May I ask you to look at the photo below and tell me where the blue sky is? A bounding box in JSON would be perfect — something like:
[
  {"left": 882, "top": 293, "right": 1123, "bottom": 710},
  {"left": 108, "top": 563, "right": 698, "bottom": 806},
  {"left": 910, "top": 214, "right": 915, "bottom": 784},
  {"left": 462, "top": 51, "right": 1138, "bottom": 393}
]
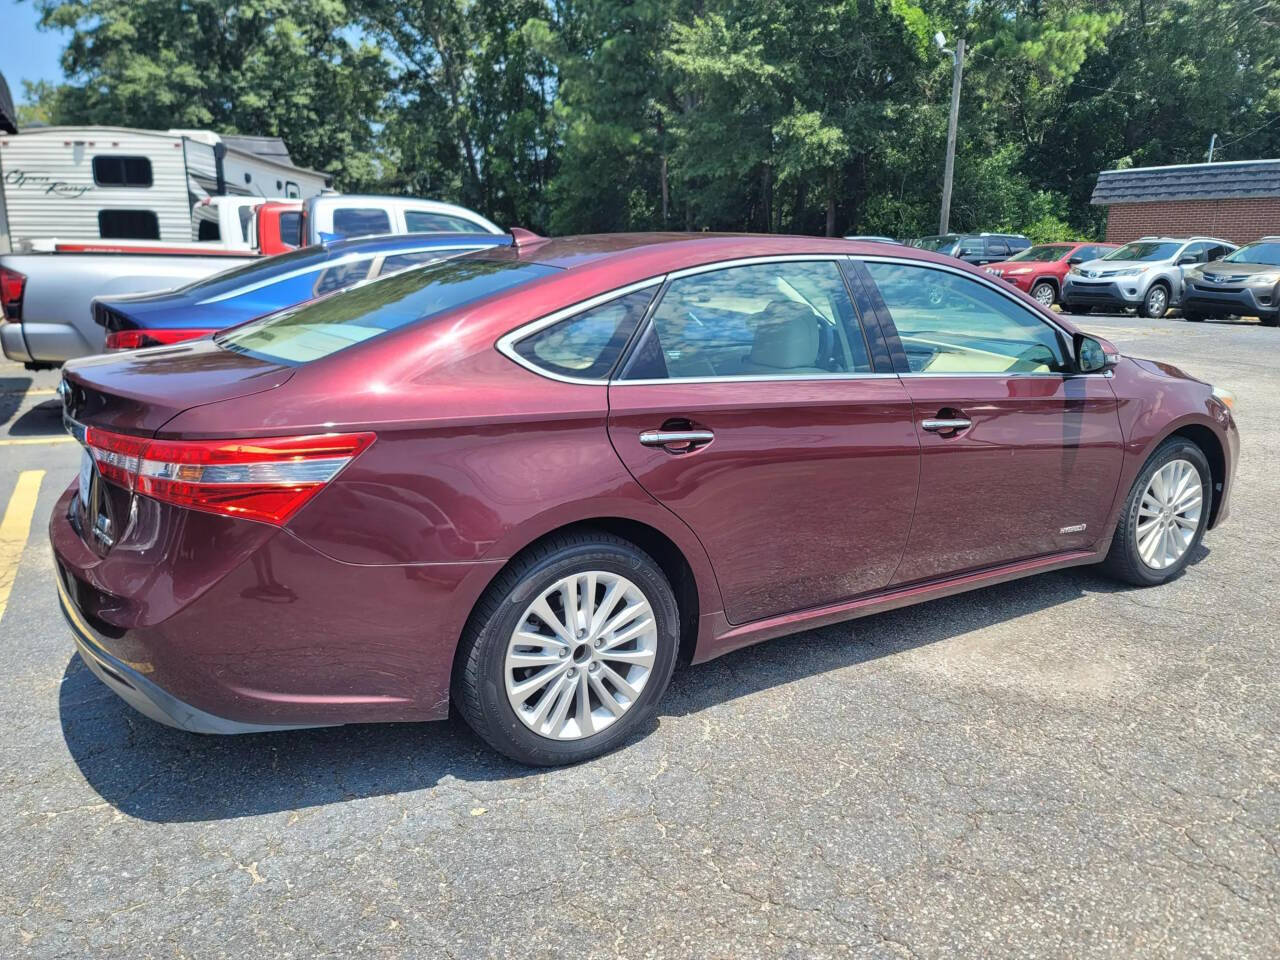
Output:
[{"left": 1, "top": 1, "right": 68, "bottom": 102}]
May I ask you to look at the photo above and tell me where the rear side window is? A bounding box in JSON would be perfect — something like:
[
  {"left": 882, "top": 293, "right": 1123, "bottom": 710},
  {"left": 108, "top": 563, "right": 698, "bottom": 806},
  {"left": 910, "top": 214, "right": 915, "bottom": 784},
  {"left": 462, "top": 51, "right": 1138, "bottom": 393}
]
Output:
[
  {"left": 93, "top": 156, "right": 153, "bottom": 188},
  {"left": 219, "top": 258, "right": 558, "bottom": 364},
  {"left": 621, "top": 260, "right": 872, "bottom": 380},
  {"left": 512, "top": 288, "right": 655, "bottom": 380},
  {"left": 98, "top": 209, "right": 160, "bottom": 240},
  {"left": 986, "top": 239, "right": 1010, "bottom": 257},
  {"left": 404, "top": 211, "right": 491, "bottom": 234},
  {"left": 313, "top": 259, "right": 373, "bottom": 296},
  {"left": 331, "top": 207, "right": 392, "bottom": 237}
]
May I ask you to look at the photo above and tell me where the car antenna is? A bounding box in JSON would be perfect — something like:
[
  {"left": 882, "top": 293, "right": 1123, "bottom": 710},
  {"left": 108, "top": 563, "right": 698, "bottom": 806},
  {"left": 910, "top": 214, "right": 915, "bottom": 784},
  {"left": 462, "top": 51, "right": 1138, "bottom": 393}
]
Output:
[{"left": 509, "top": 227, "right": 547, "bottom": 248}]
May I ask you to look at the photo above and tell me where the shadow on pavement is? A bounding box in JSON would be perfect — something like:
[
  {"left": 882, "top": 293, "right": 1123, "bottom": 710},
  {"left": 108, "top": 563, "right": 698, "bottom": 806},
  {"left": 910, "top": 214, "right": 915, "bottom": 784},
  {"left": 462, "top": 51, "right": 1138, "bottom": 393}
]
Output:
[
  {"left": 60, "top": 551, "right": 1206, "bottom": 823},
  {"left": 0, "top": 376, "right": 34, "bottom": 429},
  {"left": 7, "top": 398, "right": 65, "bottom": 437}
]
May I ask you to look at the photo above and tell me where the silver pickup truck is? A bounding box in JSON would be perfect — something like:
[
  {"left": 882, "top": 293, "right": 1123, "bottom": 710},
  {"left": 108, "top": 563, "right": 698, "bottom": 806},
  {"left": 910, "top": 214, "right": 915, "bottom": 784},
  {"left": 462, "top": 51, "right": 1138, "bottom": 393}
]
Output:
[{"left": 0, "top": 247, "right": 254, "bottom": 368}]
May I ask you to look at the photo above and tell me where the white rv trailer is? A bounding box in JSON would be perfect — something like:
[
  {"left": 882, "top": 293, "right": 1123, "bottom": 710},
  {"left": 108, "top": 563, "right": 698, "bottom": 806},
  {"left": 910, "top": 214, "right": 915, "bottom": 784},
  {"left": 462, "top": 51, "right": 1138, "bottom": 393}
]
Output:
[{"left": 0, "top": 126, "right": 329, "bottom": 248}]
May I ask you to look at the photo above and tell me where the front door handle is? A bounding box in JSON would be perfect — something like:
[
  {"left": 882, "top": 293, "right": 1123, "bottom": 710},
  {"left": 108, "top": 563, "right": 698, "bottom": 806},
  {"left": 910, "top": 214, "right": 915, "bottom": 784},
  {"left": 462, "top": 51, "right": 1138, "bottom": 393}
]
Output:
[
  {"left": 640, "top": 429, "right": 715, "bottom": 449},
  {"left": 921, "top": 418, "right": 972, "bottom": 432}
]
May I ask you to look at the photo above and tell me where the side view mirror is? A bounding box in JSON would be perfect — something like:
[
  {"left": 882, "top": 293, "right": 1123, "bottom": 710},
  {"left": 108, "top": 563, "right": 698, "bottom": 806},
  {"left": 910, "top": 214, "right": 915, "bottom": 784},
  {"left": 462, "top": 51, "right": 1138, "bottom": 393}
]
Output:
[
  {"left": 1067, "top": 256, "right": 1084, "bottom": 265},
  {"left": 1177, "top": 255, "right": 1197, "bottom": 265},
  {"left": 1074, "top": 333, "right": 1117, "bottom": 374}
]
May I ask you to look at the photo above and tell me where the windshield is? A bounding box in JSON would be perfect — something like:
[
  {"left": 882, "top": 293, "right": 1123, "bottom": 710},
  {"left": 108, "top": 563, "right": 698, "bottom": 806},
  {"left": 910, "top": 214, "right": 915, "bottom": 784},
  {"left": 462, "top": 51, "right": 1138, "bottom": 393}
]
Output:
[
  {"left": 914, "top": 236, "right": 958, "bottom": 253},
  {"left": 217, "top": 257, "right": 559, "bottom": 364},
  {"left": 1006, "top": 245, "right": 1070, "bottom": 263},
  {"left": 1223, "top": 241, "right": 1280, "bottom": 266},
  {"left": 1103, "top": 242, "right": 1180, "bottom": 262},
  {"left": 172, "top": 245, "right": 331, "bottom": 298}
]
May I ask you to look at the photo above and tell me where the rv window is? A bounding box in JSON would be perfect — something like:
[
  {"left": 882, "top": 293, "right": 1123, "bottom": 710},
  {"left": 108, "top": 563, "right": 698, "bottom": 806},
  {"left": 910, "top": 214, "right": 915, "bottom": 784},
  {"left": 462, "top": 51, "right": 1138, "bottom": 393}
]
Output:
[
  {"left": 98, "top": 210, "right": 160, "bottom": 240},
  {"left": 92, "top": 156, "right": 153, "bottom": 188},
  {"left": 197, "top": 219, "right": 221, "bottom": 242},
  {"left": 331, "top": 207, "right": 392, "bottom": 238},
  {"left": 286, "top": 181, "right": 301, "bottom": 199}
]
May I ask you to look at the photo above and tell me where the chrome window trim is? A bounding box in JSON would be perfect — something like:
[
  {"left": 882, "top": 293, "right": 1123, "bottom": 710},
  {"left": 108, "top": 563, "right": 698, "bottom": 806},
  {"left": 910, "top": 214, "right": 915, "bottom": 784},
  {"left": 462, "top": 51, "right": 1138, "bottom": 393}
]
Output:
[
  {"left": 616, "top": 372, "right": 902, "bottom": 386},
  {"left": 664, "top": 252, "right": 853, "bottom": 281},
  {"left": 495, "top": 276, "right": 667, "bottom": 386}
]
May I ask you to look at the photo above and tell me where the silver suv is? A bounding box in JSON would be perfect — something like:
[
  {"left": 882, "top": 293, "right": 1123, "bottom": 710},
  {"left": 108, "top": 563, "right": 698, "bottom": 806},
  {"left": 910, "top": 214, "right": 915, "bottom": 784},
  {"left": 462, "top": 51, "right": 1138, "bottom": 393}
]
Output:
[
  {"left": 1061, "top": 236, "right": 1237, "bottom": 318},
  {"left": 1181, "top": 237, "right": 1280, "bottom": 327}
]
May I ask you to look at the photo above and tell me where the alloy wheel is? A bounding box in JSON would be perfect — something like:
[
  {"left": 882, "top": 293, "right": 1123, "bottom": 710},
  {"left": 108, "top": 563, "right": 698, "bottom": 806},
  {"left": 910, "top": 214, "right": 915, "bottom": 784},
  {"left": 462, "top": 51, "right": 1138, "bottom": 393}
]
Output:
[
  {"left": 1136, "top": 459, "right": 1202, "bottom": 570},
  {"left": 1146, "top": 286, "right": 1168, "bottom": 316},
  {"left": 1032, "top": 283, "right": 1056, "bottom": 307},
  {"left": 504, "top": 571, "right": 658, "bottom": 740}
]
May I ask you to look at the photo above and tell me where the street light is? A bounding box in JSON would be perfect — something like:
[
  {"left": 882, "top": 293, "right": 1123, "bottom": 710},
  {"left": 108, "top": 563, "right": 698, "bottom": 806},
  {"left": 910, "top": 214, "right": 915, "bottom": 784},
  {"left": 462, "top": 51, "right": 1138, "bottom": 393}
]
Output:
[{"left": 936, "top": 31, "right": 965, "bottom": 235}]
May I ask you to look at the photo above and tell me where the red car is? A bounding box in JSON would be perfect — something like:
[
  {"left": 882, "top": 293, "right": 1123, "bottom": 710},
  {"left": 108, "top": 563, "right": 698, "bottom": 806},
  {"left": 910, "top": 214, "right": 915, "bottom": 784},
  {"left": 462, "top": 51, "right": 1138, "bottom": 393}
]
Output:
[
  {"left": 53, "top": 233, "right": 1238, "bottom": 765},
  {"left": 986, "top": 241, "right": 1119, "bottom": 308}
]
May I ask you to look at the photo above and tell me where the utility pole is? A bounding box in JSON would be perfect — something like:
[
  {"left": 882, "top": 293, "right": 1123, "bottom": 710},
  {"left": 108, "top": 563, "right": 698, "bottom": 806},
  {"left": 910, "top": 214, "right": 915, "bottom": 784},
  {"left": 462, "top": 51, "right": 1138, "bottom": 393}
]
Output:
[
  {"left": 1207, "top": 133, "right": 1218, "bottom": 163},
  {"left": 937, "top": 34, "right": 964, "bottom": 235}
]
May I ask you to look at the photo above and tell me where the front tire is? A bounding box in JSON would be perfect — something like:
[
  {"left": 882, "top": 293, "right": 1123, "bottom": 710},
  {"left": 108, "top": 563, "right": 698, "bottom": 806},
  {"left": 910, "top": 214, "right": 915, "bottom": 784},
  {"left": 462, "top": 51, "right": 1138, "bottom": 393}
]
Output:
[
  {"left": 453, "top": 531, "right": 680, "bottom": 766},
  {"left": 1030, "top": 281, "right": 1058, "bottom": 308},
  {"left": 1102, "top": 438, "right": 1211, "bottom": 586},
  {"left": 1261, "top": 314, "right": 1279, "bottom": 328},
  {"left": 1183, "top": 311, "right": 1209, "bottom": 322},
  {"left": 1139, "top": 283, "right": 1171, "bottom": 318}
]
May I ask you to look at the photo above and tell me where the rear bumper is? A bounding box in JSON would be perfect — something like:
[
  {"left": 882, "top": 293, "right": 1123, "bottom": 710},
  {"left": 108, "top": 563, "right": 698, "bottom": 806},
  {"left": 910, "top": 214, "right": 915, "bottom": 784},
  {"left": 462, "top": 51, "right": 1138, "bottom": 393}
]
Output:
[
  {"left": 1183, "top": 282, "right": 1279, "bottom": 318},
  {"left": 0, "top": 321, "right": 32, "bottom": 363},
  {"left": 50, "top": 483, "right": 500, "bottom": 731},
  {"left": 60, "top": 578, "right": 309, "bottom": 734}
]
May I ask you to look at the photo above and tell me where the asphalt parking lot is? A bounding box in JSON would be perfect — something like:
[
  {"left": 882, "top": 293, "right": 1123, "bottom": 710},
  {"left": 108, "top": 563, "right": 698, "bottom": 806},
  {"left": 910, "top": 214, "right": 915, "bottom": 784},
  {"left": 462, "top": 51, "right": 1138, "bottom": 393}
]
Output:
[{"left": 1, "top": 314, "right": 1276, "bottom": 958}]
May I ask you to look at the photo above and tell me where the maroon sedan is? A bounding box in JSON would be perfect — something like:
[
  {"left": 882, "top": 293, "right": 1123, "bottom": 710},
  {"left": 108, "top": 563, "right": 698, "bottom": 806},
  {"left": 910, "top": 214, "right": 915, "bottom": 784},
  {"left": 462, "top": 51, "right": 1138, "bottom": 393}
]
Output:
[{"left": 53, "top": 233, "right": 1238, "bottom": 765}]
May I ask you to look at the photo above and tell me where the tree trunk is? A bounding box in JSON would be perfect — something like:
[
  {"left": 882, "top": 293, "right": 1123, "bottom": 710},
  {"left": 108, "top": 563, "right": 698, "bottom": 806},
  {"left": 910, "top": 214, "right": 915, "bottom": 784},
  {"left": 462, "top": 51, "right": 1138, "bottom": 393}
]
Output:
[
  {"left": 661, "top": 155, "right": 669, "bottom": 226},
  {"left": 826, "top": 169, "right": 837, "bottom": 236}
]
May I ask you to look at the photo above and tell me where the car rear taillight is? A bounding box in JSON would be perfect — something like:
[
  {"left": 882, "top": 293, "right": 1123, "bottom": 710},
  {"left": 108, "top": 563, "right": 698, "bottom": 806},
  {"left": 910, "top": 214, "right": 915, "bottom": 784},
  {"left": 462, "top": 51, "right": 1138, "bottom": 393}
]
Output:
[
  {"left": 82, "top": 428, "right": 375, "bottom": 525},
  {"left": 104, "top": 328, "right": 216, "bottom": 350},
  {"left": 0, "top": 266, "right": 26, "bottom": 321}
]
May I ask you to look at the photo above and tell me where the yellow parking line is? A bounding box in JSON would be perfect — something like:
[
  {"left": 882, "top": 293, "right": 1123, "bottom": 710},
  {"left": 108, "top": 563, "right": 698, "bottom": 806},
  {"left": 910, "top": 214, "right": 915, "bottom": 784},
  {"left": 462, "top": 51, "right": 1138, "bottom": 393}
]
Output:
[
  {"left": 0, "top": 470, "right": 46, "bottom": 626},
  {"left": 0, "top": 436, "right": 76, "bottom": 447}
]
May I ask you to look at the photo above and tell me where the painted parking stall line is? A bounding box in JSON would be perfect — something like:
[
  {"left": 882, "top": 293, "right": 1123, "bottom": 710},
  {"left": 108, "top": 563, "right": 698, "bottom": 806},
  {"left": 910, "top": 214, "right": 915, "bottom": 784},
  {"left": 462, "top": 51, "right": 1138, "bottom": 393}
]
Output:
[{"left": 0, "top": 470, "right": 46, "bottom": 626}]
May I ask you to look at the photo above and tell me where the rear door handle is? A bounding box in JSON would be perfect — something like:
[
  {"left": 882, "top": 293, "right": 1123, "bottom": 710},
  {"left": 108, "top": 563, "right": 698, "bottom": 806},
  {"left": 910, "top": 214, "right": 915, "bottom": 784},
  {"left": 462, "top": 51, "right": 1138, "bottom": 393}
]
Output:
[
  {"left": 640, "top": 429, "right": 715, "bottom": 449},
  {"left": 921, "top": 418, "right": 972, "bottom": 432}
]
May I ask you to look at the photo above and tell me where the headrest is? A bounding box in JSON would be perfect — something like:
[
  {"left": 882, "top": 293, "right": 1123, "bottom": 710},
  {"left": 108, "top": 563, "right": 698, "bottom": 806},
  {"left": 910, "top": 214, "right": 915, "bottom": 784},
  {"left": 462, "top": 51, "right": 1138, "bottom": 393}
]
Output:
[{"left": 748, "top": 302, "right": 820, "bottom": 369}]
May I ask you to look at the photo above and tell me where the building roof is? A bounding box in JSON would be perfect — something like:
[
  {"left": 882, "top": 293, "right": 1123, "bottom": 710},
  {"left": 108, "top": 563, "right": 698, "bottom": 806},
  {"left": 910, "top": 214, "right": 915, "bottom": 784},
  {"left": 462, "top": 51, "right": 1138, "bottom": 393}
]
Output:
[
  {"left": 220, "top": 134, "right": 295, "bottom": 166},
  {"left": 1091, "top": 158, "right": 1280, "bottom": 205}
]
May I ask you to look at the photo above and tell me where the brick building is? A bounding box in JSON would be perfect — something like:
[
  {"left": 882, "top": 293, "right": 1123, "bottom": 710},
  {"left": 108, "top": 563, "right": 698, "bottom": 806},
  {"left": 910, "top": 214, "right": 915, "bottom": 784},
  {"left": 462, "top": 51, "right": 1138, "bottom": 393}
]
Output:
[{"left": 1091, "top": 159, "right": 1280, "bottom": 244}]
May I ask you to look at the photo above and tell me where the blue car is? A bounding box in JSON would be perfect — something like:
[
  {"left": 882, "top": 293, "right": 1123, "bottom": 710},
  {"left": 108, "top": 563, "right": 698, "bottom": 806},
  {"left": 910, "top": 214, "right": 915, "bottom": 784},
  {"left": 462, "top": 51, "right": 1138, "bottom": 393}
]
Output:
[{"left": 93, "top": 232, "right": 512, "bottom": 349}]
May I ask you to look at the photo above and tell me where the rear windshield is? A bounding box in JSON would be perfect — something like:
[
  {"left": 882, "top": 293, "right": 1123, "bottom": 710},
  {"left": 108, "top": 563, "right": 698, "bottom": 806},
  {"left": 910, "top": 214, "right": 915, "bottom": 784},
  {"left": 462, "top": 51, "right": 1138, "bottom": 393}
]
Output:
[
  {"left": 1223, "top": 241, "right": 1280, "bottom": 266},
  {"left": 1103, "top": 241, "right": 1179, "bottom": 262},
  {"left": 217, "top": 257, "right": 558, "bottom": 364},
  {"left": 1006, "top": 245, "right": 1070, "bottom": 263},
  {"left": 173, "top": 245, "right": 330, "bottom": 298}
]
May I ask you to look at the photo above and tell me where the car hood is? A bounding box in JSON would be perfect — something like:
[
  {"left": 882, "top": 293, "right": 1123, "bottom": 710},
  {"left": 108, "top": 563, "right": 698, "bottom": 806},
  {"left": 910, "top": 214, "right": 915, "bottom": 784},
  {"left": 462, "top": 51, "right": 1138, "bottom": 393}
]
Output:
[
  {"left": 1195, "top": 261, "right": 1279, "bottom": 279},
  {"left": 62, "top": 339, "right": 294, "bottom": 434}
]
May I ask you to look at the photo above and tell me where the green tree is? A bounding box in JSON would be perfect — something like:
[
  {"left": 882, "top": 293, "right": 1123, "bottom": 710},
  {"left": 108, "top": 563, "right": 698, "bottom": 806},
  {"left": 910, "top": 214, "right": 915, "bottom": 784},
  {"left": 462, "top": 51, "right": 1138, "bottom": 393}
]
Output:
[{"left": 29, "top": 0, "right": 390, "bottom": 188}]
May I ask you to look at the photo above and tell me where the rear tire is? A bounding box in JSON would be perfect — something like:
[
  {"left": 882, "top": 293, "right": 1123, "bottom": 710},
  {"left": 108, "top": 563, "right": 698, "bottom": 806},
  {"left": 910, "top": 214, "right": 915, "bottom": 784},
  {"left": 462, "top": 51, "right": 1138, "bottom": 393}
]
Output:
[
  {"left": 1261, "top": 314, "right": 1279, "bottom": 328},
  {"left": 453, "top": 531, "right": 680, "bottom": 766},
  {"left": 1139, "top": 283, "right": 1171, "bottom": 318},
  {"left": 1101, "top": 438, "right": 1211, "bottom": 587}
]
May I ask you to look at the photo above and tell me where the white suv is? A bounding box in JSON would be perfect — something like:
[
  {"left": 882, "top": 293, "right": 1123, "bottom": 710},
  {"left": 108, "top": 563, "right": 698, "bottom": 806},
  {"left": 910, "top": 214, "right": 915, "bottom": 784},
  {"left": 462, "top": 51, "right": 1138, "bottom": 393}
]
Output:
[{"left": 1061, "top": 236, "right": 1237, "bottom": 318}]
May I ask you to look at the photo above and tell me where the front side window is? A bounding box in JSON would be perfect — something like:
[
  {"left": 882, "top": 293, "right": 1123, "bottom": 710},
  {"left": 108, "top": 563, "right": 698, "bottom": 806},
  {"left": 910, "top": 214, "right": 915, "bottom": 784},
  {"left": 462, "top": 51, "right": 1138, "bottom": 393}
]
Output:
[
  {"left": 621, "top": 260, "right": 871, "bottom": 380},
  {"left": 864, "top": 261, "right": 1070, "bottom": 375},
  {"left": 218, "top": 258, "right": 558, "bottom": 364},
  {"left": 513, "top": 288, "right": 655, "bottom": 380},
  {"left": 404, "top": 211, "right": 490, "bottom": 234},
  {"left": 98, "top": 209, "right": 160, "bottom": 240},
  {"left": 331, "top": 207, "right": 392, "bottom": 237},
  {"left": 278, "top": 212, "right": 303, "bottom": 247},
  {"left": 92, "top": 156, "right": 153, "bottom": 188},
  {"left": 957, "top": 239, "right": 983, "bottom": 257}
]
